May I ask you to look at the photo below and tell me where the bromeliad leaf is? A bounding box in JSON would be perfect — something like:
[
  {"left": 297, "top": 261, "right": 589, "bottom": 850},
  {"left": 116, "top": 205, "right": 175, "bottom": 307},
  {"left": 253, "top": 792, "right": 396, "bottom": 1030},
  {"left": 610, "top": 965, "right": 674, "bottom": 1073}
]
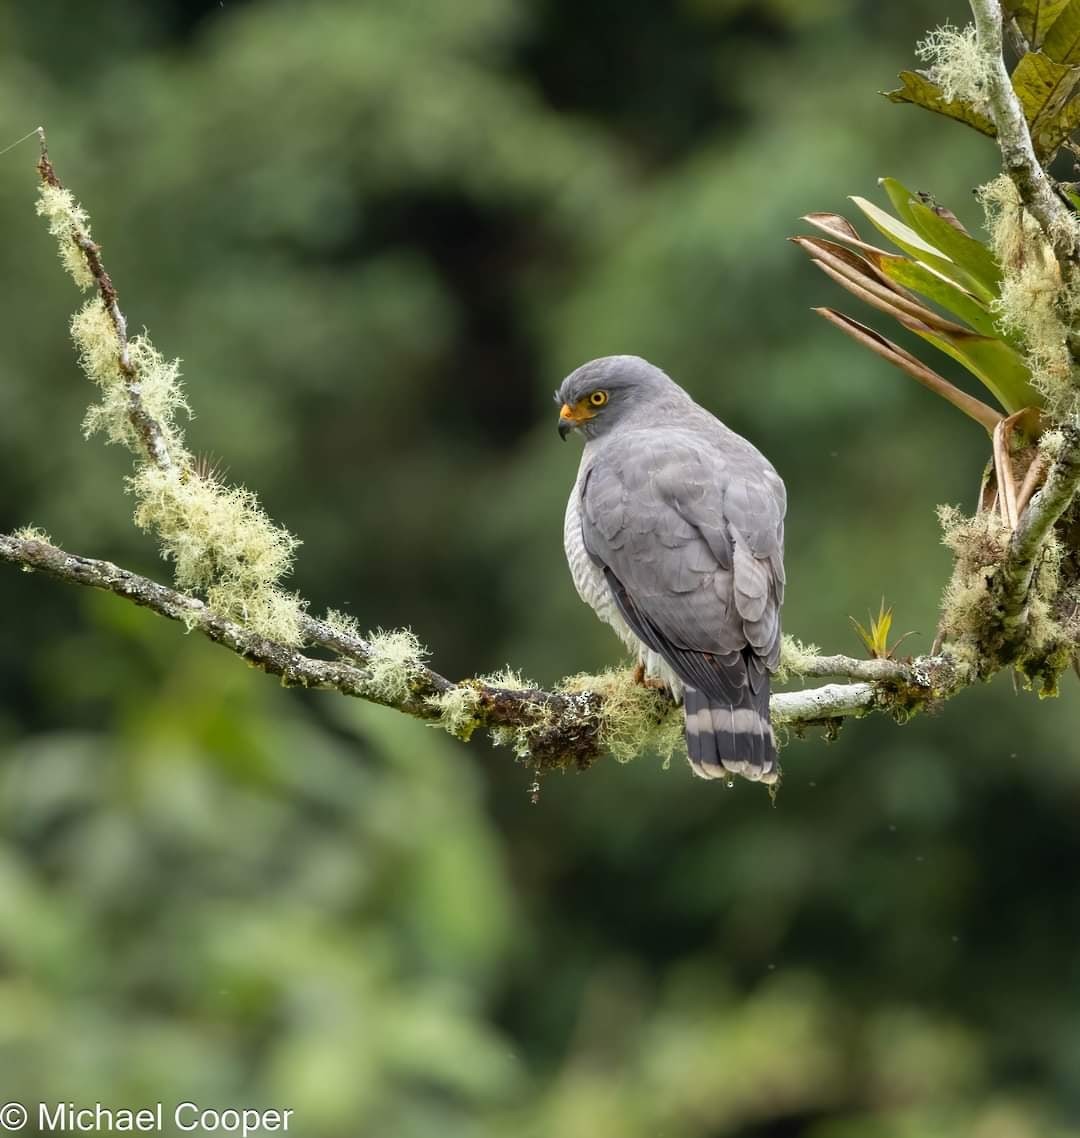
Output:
[
  {"left": 797, "top": 208, "right": 1013, "bottom": 342},
  {"left": 901, "top": 320, "right": 1040, "bottom": 414},
  {"left": 849, "top": 196, "right": 997, "bottom": 303},
  {"left": 907, "top": 199, "right": 1003, "bottom": 294},
  {"left": 883, "top": 70, "right": 997, "bottom": 138},
  {"left": 794, "top": 236, "right": 977, "bottom": 336},
  {"left": 812, "top": 309, "right": 1003, "bottom": 432},
  {"left": 850, "top": 599, "right": 915, "bottom": 660},
  {"left": 878, "top": 177, "right": 925, "bottom": 231},
  {"left": 873, "top": 254, "right": 1002, "bottom": 338}
]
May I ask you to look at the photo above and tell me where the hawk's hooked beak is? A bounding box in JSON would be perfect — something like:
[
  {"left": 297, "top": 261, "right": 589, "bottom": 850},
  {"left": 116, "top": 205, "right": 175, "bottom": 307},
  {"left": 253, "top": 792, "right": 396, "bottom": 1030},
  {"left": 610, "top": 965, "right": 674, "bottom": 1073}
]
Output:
[{"left": 557, "top": 400, "right": 594, "bottom": 441}]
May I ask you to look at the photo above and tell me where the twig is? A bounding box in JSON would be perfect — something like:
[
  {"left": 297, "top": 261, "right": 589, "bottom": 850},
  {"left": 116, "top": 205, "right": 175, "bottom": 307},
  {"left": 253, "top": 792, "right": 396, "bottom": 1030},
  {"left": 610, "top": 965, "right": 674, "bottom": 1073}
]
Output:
[
  {"left": 770, "top": 682, "right": 878, "bottom": 725},
  {"left": 37, "top": 131, "right": 174, "bottom": 472},
  {"left": 786, "top": 654, "right": 914, "bottom": 682}
]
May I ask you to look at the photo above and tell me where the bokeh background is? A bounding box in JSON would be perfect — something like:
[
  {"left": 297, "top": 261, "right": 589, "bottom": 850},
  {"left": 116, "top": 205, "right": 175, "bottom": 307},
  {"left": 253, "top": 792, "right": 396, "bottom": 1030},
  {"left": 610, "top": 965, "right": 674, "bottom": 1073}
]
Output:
[{"left": 2, "top": 1, "right": 1079, "bottom": 1134}]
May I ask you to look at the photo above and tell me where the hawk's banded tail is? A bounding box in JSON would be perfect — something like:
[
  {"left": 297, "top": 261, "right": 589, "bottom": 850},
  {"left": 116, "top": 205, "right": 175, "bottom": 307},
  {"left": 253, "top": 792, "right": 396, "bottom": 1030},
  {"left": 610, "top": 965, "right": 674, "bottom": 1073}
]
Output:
[{"left": 683, "top": 683, "right": 778, "bottom": 784}]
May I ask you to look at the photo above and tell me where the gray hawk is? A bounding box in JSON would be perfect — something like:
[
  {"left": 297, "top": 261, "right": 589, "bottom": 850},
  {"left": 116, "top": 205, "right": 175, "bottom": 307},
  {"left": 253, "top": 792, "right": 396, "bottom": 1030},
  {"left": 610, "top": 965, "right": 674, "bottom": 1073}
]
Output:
[{"left": 556, "top": 356, "right": 786, "bottom": 784}]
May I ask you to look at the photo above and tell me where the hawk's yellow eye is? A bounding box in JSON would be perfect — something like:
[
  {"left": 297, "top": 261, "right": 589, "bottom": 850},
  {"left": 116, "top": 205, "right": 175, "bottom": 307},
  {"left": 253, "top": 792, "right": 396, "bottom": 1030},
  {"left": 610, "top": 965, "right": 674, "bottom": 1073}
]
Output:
[{"left": 589, "top": 390, "right": 608, "bottom": 407}]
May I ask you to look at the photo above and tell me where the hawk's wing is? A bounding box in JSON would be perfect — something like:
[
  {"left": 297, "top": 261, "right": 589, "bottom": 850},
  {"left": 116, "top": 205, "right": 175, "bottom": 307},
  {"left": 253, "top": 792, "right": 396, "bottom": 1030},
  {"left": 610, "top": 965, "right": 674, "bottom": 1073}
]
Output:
[{"left": 579, "top": 427, "right": 785, "bottom": 703}]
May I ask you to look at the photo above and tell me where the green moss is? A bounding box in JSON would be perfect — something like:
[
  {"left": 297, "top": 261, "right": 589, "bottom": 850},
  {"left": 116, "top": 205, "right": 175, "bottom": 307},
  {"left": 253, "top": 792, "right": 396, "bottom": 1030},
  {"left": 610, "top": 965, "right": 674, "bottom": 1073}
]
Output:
[
  {"left": 42, "top": 170, "right": 309, "bottom": 651},
  {"left": 937, "top": 505, "right": 1007, "bottom": 675},
  {"left": 937, "top": 502, "right": 1072, "bottom": 692},
  {"left": 562, "top": 665, "right": 682, "bottom": 765},
  {"left": 775, "top": 636, "right": 822, "bottom": 684}
]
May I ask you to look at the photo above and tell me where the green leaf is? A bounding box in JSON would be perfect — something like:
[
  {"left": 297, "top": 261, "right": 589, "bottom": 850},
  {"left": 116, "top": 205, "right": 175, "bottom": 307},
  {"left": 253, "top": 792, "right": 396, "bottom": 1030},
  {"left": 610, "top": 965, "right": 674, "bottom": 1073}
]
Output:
[
  {"left": 907, "top": 200, "right": 1003, "bottom": 295},
  {"left": 849, "top": 196, "right": 997, "bottom": 303},
  {"left": 877, "top": 176, "right": 923, "bottom": 231},
  {"left": 883, "top": 71, "right": 996, "bottom": 138},
  {"left": 795, "top": 226, "right": 1007, "bottom": 339},
  {"left": 1010, "top": 50, "right": 1080, "bottom": 156},
  {"left": 1004, "top": 0, "right": 1073, "bottom": 48},
  {"left": 1033, "top": 86, "right": 1080, "bottom": 155},
  {"left": 902, "top": 321, "right": 1040, "bottom": 414},
  {"left": 873, "top": 254, "right": 1002, "bottom": 338},
  {"left": 1039, "top": 0, "right": 1080, "bottom": 62}
]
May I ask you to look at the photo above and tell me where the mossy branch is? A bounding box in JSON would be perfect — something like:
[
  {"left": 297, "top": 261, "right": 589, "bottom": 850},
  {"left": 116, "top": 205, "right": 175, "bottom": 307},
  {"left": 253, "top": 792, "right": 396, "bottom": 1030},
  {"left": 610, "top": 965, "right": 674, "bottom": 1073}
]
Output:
[
  {"left": 1000, "top": 421, "right": 1080, "bottom": 629},
  {"left": 969, "top": 0, "right": 1079, "bottom": 274}
]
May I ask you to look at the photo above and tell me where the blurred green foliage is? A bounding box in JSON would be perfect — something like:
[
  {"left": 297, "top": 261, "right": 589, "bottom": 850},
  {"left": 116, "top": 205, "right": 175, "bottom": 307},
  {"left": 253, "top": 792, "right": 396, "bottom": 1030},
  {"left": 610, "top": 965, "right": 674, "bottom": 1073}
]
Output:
[{"left": 2, "top": 1, "right": 1080, "bottom": 1134}]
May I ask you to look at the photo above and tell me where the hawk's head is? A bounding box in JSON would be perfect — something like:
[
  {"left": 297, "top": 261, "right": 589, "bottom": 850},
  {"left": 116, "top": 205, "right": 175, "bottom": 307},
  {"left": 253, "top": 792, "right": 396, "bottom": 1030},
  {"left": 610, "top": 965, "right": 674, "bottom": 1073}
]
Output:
[{"left": 555, "top": 355, "right": 683, "bottom": 441}]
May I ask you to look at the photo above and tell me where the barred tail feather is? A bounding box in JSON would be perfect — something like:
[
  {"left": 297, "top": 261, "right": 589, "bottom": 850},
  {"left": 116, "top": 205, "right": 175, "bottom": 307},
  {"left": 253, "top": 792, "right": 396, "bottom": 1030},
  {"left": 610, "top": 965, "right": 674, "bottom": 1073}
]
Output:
[{"left": 683, "top": 683, "right": 778, "bottom": 785}]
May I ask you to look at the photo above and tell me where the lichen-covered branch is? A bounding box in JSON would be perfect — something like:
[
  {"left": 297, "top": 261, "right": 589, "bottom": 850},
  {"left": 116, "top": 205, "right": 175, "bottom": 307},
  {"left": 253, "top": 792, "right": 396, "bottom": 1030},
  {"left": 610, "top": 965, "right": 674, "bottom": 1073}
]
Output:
[
  {"left": 770, "top": 683, "right": 877, "bottom": 725},
  {"left": 1, "top": 532, "right": 962, "bottom": 770},
  {"left": 1000, "top": 422, "right": 1080, "bottom": 626},
  {"left": 969, "top": 0, "right": 1079, "bottom": 270},
  {"left": 785, "top": 654, "right": 914, "bottom": 683},
  {"left": 36, "top": 135, "right": 176, "bottom": 473},
  {"left": 0, "top": 533, "right": 611, "bottom": 766},
  {"left": 12, "top": 132, "right": 1030, "bottom": 779}
]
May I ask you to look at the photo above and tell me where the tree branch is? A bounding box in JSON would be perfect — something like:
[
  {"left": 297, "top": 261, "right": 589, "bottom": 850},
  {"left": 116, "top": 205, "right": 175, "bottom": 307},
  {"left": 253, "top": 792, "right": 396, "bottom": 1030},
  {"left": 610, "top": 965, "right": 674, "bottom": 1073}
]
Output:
[
  {"left": 1000, "top": 423, "right": 1080, "bottom": 626},
  {"left": 788, "top": 654, "right": 914, "bottom": 682},
  {"left": 970, "top": 0, "right": 1078, "bottom": 269},
  {"left": 37, "top": 136, "right": 176, "bottom": 473},
  {"left": 11, "top": 135, "right": 979, "bottom": 777},
  {"left": 0, "top": 532, "right": 955, "bottom": 766}
]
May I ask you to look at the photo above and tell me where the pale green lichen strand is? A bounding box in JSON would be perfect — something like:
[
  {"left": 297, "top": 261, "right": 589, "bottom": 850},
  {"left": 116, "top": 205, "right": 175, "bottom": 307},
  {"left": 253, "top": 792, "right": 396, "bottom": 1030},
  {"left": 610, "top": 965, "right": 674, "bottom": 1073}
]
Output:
[
  {"left": 130, "top": 466, "right": 303, "bottom": 644},
  {"left": 477, "top": 667, "right": 533, "bottom": 691},
  {"left": 13, "top": 525, "right": 52, "bottom": 544},
  {"left": 978, "top": 175, "right": 1080, "bottom": 416},
  {"left": 937, "top": 498, "right": 1068, "bottom": 692},
  {"left": 562, "top": 666, "right": 683, "bottom": 765},
  {"left": 775, "top": 635, "right": 822, "bottom": 684},
  {"left": 426, "top": 685, "right": 483, "bottom": 741},
  {"left": 72, "top": 299, "right": 191, "bottom": 457},
  {"left": 40, "top": 176, "right": 305, "bottom": 647},
  {"left": 36, "top": 183, "right": 95, "bottom": 290},
  {"left": 916, "top": 23, "right": 993, "bottom": 113},
  {"left": 322, "top": 608, "right": 362, "bottom": 641},
  {"left": 361, "top": 628, "right": 427, "bottom": 702}
]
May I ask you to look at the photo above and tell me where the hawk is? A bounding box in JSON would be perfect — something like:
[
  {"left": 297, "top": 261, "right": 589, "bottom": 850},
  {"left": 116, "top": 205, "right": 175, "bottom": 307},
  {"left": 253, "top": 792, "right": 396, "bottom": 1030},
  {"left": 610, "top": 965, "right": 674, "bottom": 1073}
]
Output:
[{"left": 557, "top": 356, "right": 786, "bottom": 784}]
